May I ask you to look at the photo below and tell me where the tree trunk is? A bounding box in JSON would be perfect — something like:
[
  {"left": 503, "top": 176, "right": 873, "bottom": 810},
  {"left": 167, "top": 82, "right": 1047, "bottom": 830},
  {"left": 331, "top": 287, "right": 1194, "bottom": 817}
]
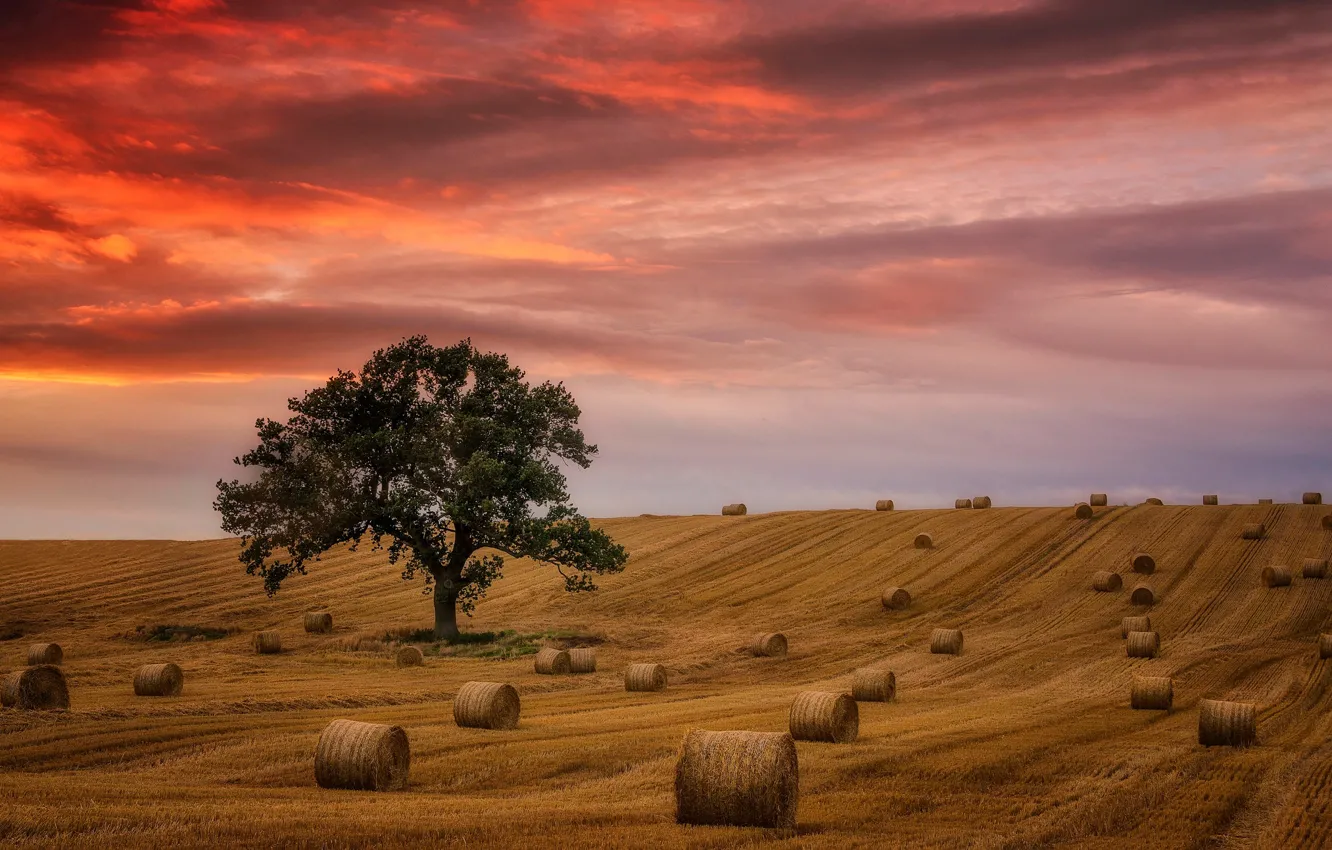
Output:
[{"left": 433, "top": 579, "right": 460, "bottom": 641}]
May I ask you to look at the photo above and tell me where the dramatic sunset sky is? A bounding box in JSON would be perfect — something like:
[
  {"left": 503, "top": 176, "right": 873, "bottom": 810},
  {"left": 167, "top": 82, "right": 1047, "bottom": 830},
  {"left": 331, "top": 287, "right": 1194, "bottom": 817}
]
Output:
[{"left": 2, "top": 0, "right": 1330, "bottom": 537}]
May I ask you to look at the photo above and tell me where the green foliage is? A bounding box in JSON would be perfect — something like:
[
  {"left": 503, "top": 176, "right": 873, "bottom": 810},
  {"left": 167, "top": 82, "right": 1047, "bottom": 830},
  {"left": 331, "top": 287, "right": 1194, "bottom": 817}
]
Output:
[
  {"left": 135, "top": 624, "right": 230, "bottom": 642},
  {"left": 392, "top": 629, "right": 594, "bottom": 660}
]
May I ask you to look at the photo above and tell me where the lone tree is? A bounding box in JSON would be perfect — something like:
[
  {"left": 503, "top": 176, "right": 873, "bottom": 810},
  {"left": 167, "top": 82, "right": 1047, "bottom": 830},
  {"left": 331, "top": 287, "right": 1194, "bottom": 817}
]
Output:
[{"left": 214, "top": 336, "right": 628, "bottom": 639}]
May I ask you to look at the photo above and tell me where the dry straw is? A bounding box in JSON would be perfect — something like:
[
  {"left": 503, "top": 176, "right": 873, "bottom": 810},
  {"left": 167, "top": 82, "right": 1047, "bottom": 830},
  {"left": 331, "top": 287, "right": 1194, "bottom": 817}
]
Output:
[
  {"left": 569, "top": 647, "right": 597, "bottom": 674},
  {"left": 1198, "top": 699, "right": 1257, "bottom": 747},
  {"left": 1130, "top": 584, "right": 1156, "bottom": 606},
  {"left": 395, "top": 646, "right": 424, "bottom": 667},
  {"left": 1203, "top": 495, "right": 1218, "bottom": 505},
  {"left": 851, "top": 668, "right": 895, "bottom": 702},
  {"left": 453, "top": 681, "right": 520, "bottom": 730},
  {"left": 875, "top": 500, "right": 894, "bottom": 511},
  {"left": 625, "top": 663, "right": 668, "bottom": 692},
  {"left": 1090, "top": 493, "right": 1108, "bottom": 507},
  {"left": 674, "top": 730, "right": 798, "bottom": 829},
  {"left": 1261, "top": 566, "right": 1292, "bottom": 588},
  {"left": 1131, "top": 553, "right": 1156, "bottom": 574},
  {"left": 914, "top": 532, "right": 934, "bottom": 549},
  {"left": 1121, "top": 615, "right": 1152, "bottom": 638},
  {"left": 133, "top": 662, "right": 184, "bottom": 697},
  {"left": 0, "top": 665, "right": 68, "bottom": 710},
  {"left": 1241, "top": 523, "right": 1266, "bottom": 540},
  {"left": 26, "top": 643, "right": 62, "bottom": 666},
  {"left": 789, "top": 691, "right": 859, "bottom": 743},
  {"left": 1144, "top": 498, "right": 1164, "bottom": 506},
  {"left": 1126, "top": 631, "right": 1160, "bottom": 658},
  {"left": 1131, "top": 676, "right": 1173, "bottom": 710},
  {"left": 304, "top": 612, "right": 333, "bottom": 634},
  {"left": 253, "top": 631, "right": 281, "bottom": 654},
  {"left": 750, "top": 633, "right": 788, "bottom": 658},
  {"left": 955, "top": 498, "right": 972, "bottom": 509},
  {"left": 1305, "top": 559, "right": 1329, "bottom": 579},
  {"left": 1074, "top": 503, "right": 1094, "bottom": 519},
  {"left": 1092, "top": 571, "right": 1123, "bottom": 592},
  {"left": 930, "top": 628, "right": 964, "bottom": 655},
  {"left": 880, "top": 587, "right": 911, "bottom": 610},
  {"left": 1304, "top": 492, "right": 1324, "bottom": 505},
  {"left": 314, "top": 719, "right": 410, "bottom": 791},
  {"left": 1320, "top": 634, "right": 1332, "bottom": 660},
  {"left": 973, "top": 496, "right": 992, "bottom": 509},
  {"left": 534, "top": 647, "right": 571, "bottom": 674},
  {"left": 721, "top": 503, "right": 747, "bottom": 516}
]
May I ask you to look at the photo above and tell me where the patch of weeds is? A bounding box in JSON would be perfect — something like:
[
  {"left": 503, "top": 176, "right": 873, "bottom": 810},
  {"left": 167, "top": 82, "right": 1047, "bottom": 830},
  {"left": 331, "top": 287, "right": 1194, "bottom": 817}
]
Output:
[
  {"left": 410, "top": 629, "right": 605, "bottom": 660},
  {"left": 0, "top": 626, "right": 24, "bottom": 641},
  {"left": 134, "top": 624, "right": 230, "bottom": 642}
]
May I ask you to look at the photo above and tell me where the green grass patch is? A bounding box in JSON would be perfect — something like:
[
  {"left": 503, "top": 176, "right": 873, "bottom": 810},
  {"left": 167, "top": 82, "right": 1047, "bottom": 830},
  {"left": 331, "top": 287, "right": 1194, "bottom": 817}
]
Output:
[
  {"left": 135, "top": 624, "right": 230, "bottom": 642},
  {"left": 386, "top": 628, "right": 601, "bottom": 660}
]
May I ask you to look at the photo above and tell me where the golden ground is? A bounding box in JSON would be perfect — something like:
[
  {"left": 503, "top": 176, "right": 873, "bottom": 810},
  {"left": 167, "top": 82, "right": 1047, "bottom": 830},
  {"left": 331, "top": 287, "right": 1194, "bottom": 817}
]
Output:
[{"left": 3, "top": 504, "right": 1332, "bottom": 848}]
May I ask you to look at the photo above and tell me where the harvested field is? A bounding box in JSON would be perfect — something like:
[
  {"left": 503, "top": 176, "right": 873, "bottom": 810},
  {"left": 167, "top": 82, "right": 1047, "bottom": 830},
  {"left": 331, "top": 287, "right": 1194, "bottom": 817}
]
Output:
[{"left": 3, "top": 504, "right": 1332, "bottom": 847}]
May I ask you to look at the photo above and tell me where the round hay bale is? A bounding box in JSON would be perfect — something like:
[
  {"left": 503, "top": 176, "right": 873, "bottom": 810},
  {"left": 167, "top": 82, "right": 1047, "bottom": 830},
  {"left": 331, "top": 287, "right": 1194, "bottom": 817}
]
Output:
[
  {"left": 674, "top": 729, "right": 798, "bottom": 829},
  {"left": 750, "top": 633, "right": 787, "bottom": 658},
  {"left": 1261, "top": 565, "right": 1292, "bottom": 588},
  {"left": 1130, "top": 584, "right": 1156, "bottom": 606},
  {"left": 955, "top": 498, "right": 972, "bottom": 509},
  {"left": 1121, "top": 615, "right": 1152, "bottom": 638},
  {"left": 1090, "top": 493, "right": 1108, "bottom": 507},
  {"left": 1126, "top": 631, "right": 1160, "bottom": 658},
  {"left": 1203, "top": 494, "right": 1218, "bottom": 505},
  {"left": 0, "top": 665, "right": 68, "bottom": 710},
  {"left": 1131, "top": 676, "right": 1173, "bottom": 710},
  {"left": 789, "top": 691, "right": 858, "bottom": 744},
  {"left": 26, "top": 643, "right": 62, "bottom": 666},
  {"left": 880, "top": 587, "right": 911, "bottom": 611},
  {"left": 1074, "top": 502, "right": 1094, "bottom": 519},
  {"left": 1304, "top": 492, "right": 1323, "bottom": 505},
  {"left": 930, "top": 628, "right": 963, "bottom": 656},
  {"left": 569, "top": 647, "right": 597, "bottom": 674},
  {"left": 625, "top": 663, "right": 668, "bottom": 692},
  {"left": 1143, "top": 497, "right": 1164, "bottom": 506},
  {"left": 914, "top": 532, "right": 934, "bottom": 549},
  {"left": 1302, "top": 558, "right": 1327, "bottom": 580},
  {"left": 453, "top": 681, "right": 520, "bottom": 730},
  {"left": 721, "top": 503, "right": 747, "bottom": 516},
  {"left": 1323, "top": 514, "right": 1332, "bottom": 530},
  {"left": 314, "top": 718, "right": 410, "bottom": 790},
  {"left": 534, "top": 647, "right": 571, "bottom": 675},
  {"left": 1198, "top": 699, "right": 1257, "bottom": 747},
  {"left": 133, "top": 662, "right": 183, "bottom": 697},
  {"left": 1320, "top": 634, "right": 1332, "bottom": 660},
  {"left": 1258, "top": 498, "right": 1274, "bottom": 505},
  {"left": 253, "top": 631, "right": 281, "bottom": 654},
  {"left": 973, "top": 496, "right": 992, "bottom": 509},
  {"left": 1092, "top": 571, "right": 1122, "bottom": 593},
  {"left": 874, "top": 499, "right": 894, "bottom": 511},
  {"left": 303, "top": 612, "right": 333, "bottom": 634},
  {"left": 851, "top": 668, "right": 895, "bottom": 703},
  {"left": 395, "top": 646, "right": 424, "bottom": 667},
  {"left": 1131, "top": 553, "right": 1156, "bottom": 575},
  {"left": 1241, "top": 523, "right": 1266, "bottom": 540}
]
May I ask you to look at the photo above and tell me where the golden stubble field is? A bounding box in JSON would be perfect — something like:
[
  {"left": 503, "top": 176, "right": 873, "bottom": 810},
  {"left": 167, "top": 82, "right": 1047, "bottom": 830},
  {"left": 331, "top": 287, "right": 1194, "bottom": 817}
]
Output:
[{"left": 3, "top": 504, "right": 1332, "bottom": 848}]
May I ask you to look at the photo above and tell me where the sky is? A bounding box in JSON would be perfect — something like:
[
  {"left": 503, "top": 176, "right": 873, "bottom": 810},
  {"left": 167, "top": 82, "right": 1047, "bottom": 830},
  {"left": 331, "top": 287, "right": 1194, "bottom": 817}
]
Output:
[{"left": 1, "top": 0, "right": 1331, "bottom": 538}]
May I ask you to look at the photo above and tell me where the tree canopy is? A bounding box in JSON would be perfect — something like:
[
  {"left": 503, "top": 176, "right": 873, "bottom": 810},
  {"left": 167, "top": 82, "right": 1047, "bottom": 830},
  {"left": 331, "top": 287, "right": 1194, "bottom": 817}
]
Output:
[{"left": 214, "top": 336, "right": 628, "bottom": 638}]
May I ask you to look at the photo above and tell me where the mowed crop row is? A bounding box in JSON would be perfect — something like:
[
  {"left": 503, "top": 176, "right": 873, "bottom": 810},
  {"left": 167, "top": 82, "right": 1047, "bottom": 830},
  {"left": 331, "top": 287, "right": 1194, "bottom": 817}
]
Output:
[{"left": 2, "top": 504, "right": 1332, "bottom": 848}]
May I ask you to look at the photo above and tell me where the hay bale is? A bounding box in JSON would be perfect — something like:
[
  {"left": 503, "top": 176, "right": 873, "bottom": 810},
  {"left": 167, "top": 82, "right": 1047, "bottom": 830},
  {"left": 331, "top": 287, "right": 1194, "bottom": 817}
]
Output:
[
  {"left": 625, "top": 663, "right": 668, "bottom": 692},
  {"left": 930, "top": 628, "right": 963, "bottom": 655},
  {"left": 1303, "top": 559, "right": 1328, "bottom": 580},
  {"left": 1090, "top": 493, "right": 1108, "bottom": 507},
  {"left": 453, "top": 681, "right": 520, "bottom": 729},
  {"left": 851, "top": 668, "right": 895, "bottom": 703},
  {"left": 569, "top": 647, "right": 597, "bottom": 674},
  {"left": 1258, "top": 498, "right": 1274, "bottom": 505},
  {"left": 973, "top": 496, "right": 992, "bottom": 509},
  {"left": 395, "top": 646, "right": 424, "bottom": 667},
  {"left": 253, "top": 631, "right": 281, "bottom": 654},
  {"left": 880, "top": 587, "right": 911, "bottom": 611},
  {"left": 1143, "top": 497, "right": 1164, "bottom": 506},
  {"left": 1074, "top": 502, "right": 1093, "bottom": 519},
  {"left": 133, "top": 662, "right": 184, "bottom": 697},
  {"left": 1126, "top": 631, "right": 1160, "bottom": 658},
  {"left": 1130, "top": 584, "right": 1156, "bottom": 606},
  {"left": 750, "top": 633, "right": 788, "bottom": 658},
  {"left": 875, "top": 500, "right": 894, "bottom": 511},
  {"left": 303, "top": 612, "right": 333, "bottom": 634},
  {"left": 675, "top": 730, "right": 798, "bottom": 829},
  {"left": 1203, "top": 495, "right": 1218, "bottom": 505},
  {"left": 1241, "top": 523, "right": 1266, "bottom": 540},
  {"left": 0, "top": 665, "right": 68, "bottom": 710},
  {"left": 789, "top": 691, "right": 858, "bottom": 744},
  {"left": 914, "top": 532, "right": 934, "bottom": 549},
  {"left": 1092, "top": 571, "right": 1123, "bottom": 592},
  {"left": 1131, "top": 676, "right": 1173, "bottom": 710},
  {"left": 1198, "top": 699, "right": 1257, "bottom": 747},
  {"left": 1261, "top": 565, "right": 1292, "bottom": 588},
  {"left": 1303, "top": 492, "right": 1323, "bottom": 505},
  {"left": 534, "top": 648, "right": 571, "bottom": 675},
  {"left": 1131, "top": 553, "right": 1156, "bottom": 575},
  {"left": 1324, "top": 514, "right": 1332, "bottom": 530},
  {"left": 955, "top": 498, "right": 972, "bottom": 509},
  {"left": 26, "top": 643, "right": 62, "bottom": 666},
  {"left": 314, "top": 718, "right": 410, "bottom": 790},
  {"left": 721, "top": 503, "right": 747, "bottom": 516},
  {"left": 1121, "top": 615, "right": 1152, "bottom": 638},
  {"left": 1320, "top": 634, "right": 1332, "bottom": 660}
]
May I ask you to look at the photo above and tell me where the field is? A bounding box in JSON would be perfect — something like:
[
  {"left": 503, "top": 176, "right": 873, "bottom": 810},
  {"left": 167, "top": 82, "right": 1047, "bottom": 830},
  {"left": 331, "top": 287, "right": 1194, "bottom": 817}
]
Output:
[{"left": 3, "top": 504, "right": 1332, "bottom": 848}]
